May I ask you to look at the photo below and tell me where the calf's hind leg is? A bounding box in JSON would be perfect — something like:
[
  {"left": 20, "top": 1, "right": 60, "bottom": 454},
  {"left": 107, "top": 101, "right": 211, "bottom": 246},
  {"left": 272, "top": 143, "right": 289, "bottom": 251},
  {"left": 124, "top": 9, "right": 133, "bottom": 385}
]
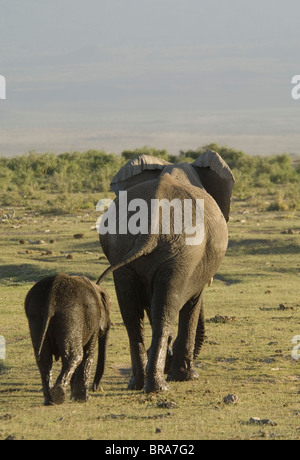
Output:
[
  {"left": 51, "top": 345, "right": 83, "bottom": 405},
  {"left": 37, "top": 337, "right": 54, "bottom": 406},
  {"left": 71, "top": 333, "right": 98, "bottom": 402}
]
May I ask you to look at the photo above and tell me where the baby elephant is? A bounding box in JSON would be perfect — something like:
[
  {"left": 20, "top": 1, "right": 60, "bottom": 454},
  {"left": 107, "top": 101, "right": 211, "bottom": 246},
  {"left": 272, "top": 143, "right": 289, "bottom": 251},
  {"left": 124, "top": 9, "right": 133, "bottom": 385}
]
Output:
[{"left": 25, "top": 273, "right": 111, "bottom": 405}]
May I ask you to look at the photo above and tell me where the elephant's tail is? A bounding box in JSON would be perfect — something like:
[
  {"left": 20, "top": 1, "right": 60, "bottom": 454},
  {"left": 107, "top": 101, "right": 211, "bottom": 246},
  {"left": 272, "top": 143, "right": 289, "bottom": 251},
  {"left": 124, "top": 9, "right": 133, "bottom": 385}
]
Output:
[
  {"left": 36, "top": 291, "right": 55, "bottom": 361},
  {"left": 96, "top": 236, "right": 155, "bottom": 285},
  {"left": 92, "top": 322, "right": 110, "bottom": 391},
  {"left": 96, "top": 254, "right": 137, "bottom": 285},
  {"left": 36, "top": 315, "right": 52, "bottom": 361}
]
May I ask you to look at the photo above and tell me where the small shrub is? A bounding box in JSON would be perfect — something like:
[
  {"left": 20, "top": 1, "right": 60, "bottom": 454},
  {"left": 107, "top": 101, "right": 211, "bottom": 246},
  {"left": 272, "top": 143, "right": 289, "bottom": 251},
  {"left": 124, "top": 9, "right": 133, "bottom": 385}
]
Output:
[{"left": 267, "top": 192, "right": 290, "bottom": 211}]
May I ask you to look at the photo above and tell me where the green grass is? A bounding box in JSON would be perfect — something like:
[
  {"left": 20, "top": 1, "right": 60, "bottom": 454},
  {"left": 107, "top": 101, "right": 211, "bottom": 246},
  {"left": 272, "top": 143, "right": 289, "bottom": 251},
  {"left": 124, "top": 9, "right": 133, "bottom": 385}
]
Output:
[{"left": 0, "top": 200, "right": 300, "bottom": 440}]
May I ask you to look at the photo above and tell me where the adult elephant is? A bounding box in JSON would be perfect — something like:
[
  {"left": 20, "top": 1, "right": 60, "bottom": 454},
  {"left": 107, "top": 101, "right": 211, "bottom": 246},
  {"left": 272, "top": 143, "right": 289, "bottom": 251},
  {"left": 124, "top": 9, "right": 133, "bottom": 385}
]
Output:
[{"left": 97, "top": 150, "right": 234, "bottom": 393}]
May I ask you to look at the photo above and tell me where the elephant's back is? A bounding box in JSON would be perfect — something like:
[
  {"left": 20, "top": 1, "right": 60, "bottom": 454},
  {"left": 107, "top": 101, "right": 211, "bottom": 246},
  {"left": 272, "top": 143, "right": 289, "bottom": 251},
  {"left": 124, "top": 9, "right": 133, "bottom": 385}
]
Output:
[{"left": 99, "top": 171, "right": 229, "bottom": 279}]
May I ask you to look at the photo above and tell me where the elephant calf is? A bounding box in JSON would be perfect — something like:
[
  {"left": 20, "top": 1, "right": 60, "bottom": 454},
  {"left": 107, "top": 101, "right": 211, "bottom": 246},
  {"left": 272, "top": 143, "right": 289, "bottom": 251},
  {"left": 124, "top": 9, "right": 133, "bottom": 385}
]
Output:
[{"left": 25, "top": 273, "right": 111, "bottom": 405}]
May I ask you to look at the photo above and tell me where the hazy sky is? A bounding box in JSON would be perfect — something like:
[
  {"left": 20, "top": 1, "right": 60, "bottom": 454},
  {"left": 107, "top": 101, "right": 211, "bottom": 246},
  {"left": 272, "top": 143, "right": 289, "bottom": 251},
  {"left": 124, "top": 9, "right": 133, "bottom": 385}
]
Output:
[{"left": 0, "top": 0, "right": 300, "bottom": 156}]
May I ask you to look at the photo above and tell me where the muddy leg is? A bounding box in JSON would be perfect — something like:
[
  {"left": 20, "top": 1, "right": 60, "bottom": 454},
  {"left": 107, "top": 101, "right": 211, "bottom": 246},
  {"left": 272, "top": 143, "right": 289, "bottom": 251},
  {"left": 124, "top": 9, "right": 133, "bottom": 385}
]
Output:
[
  {"left": 71, "top": 334, "right": 98, "bottom": 402},
  {"left": 51, "top": 349, "right": 83, "bottom": 405}
]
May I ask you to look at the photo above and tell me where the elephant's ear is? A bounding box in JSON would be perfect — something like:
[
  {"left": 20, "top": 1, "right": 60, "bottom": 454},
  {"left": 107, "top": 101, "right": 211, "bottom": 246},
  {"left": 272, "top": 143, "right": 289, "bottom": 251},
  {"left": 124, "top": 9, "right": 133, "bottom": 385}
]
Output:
[
  {"left": 110, "top": 155, "right": 171, "bottom": 194},
  {"left": 192, "top": 150, "right": 235, "bottom": 222}
]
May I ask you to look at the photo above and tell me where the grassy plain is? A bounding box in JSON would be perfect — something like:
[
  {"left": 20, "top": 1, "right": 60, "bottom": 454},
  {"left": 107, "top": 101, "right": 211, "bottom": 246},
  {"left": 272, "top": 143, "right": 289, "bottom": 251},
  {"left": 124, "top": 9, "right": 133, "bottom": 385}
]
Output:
[{"left": 0, "top": 192, "right": 300, "bottom": 440}]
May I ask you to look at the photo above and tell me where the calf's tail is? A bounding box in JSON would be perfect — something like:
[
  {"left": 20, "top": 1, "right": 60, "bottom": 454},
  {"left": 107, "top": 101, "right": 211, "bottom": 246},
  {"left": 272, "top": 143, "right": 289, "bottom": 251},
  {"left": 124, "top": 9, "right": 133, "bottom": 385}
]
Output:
[
  {"left": 35, "top": 288, "right": 56, "bottom": 361},
  {"left": 36, "top": 314, "right": 52, "bottom": 361},
  {"left": 92, "top": 323, "right": 110, "bottom": 392}
]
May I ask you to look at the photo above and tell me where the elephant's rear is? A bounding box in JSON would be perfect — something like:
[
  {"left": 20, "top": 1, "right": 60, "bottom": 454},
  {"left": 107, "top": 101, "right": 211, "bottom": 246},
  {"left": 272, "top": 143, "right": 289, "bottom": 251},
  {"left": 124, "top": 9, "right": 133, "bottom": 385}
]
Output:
[
  {"left": 97, "top": 151, "right": 235, "bottom": 393},
  {"left": 25, "top": 276, "right": 56, "bottom": 360},
  {"left": 25, "top": 276, "right": 56, "bottom": 317},
  {"left": 203, "top": 190, "right": 229, "bottom": 272}
]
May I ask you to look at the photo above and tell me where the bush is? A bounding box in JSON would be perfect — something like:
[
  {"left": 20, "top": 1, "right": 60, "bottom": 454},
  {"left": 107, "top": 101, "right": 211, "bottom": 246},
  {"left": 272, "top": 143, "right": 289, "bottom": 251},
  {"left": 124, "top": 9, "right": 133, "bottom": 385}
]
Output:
[{"left": 0, "top": 145, "right": 299, "bottom": 213}]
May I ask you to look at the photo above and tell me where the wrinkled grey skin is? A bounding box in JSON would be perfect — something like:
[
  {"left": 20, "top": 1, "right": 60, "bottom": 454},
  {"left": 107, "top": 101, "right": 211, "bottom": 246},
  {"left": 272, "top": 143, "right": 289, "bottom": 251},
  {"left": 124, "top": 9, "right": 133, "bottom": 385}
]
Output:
[
  {"left": 97, "top": 151, "right": 234, "bottom": 393},
  {"left": 25, "top": 273, "right": 111, "bottom": 405}
]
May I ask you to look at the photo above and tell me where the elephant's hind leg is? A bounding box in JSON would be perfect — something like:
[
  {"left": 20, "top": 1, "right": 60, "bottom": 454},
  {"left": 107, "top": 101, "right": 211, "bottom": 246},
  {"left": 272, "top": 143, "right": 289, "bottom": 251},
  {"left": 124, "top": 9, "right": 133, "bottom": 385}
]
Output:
[
  {"left": 51, "top": 346, "right": 83, "bottom": 405},
  {"left": 167, "top": 293, "right": 203, "bottom": 382},
  {"left": 36, "top": 336, "right": 54, "bottom": 406},
  {"left": 145, "top": 288, "right": 180, "bottom": 393},
  {"left": 114, "top": 269, "right": 148, "bottom": 391},
  {"left": 71, "top": 333, "right": 98, "bottom": 402}
]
